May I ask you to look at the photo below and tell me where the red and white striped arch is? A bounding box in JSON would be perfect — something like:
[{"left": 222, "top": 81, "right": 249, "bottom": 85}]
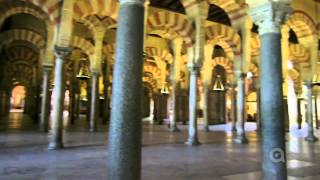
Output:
[
  {"left": 145, "top": 47, "right": 173, "bottom": 64},
  {"left": 207, "top": 0, "right": 245, "bottom": 21},
  {"left": 144, "top": 62, "right": 162, "bottom": 80},
  {"left": 22, "top": 0, "right": 61, "bottom": 24},
  {"left": 211, "top": 57, "right": 233, "bottom": 74},
  {"left": 78, "top": 16, "right": 116, "bottom": 32},
  {"left": 0, "top": 3, "right": 50, "bottom": 28},
  {"left": 73, "top": 0, "right": 119, "bottom": 20},
  {"left": 72, "top": 36, "right": 95, "bottom": 57},
  {"left": 6, "top": 46, "right": 39, "bottom": 64},
  {"left": 0, "top": 29, "right": 45, "bottom": 50},
  {"left": 147, "top": 11, "right": 195, "bottom": 47},
  {"left": 286, "top": 11, "right": 317, "bottom": 39},
  {"left": 206, "top": 24, "right": 241, "bottom": 57},
  {"left": 289, "top": 44, "right": 310, "bottom": 65},
  {"left": 143, "top": 76, "right": 157, "bottom": 90}
]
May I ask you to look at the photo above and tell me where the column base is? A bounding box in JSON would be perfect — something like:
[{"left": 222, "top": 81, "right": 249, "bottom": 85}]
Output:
[
  {"left": 185, "top": 138, "right": 200, "bottom": 146},
  {"left": 231, "top": 126, "right": 237, "bottom": 132},
  {"left": 234, "top": 135, "right": 249, "bottom": 144},
  {"left": 89, "top": 128, "right": 96, "bottom": 133},
  {"left": 48, "top": 142, "right": 64, "bottom": 150},
  {"left": 169, "top": 125, "right": 180, "bottom": 132},
  {"left": 203, "top": 126, "right": 210, "bottom": 132},
  {"left": 305, "top": 135, "right": 319, "bottom": 142}
]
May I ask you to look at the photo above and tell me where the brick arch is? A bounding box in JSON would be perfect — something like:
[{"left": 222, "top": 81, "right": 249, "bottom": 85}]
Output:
[
  {"left": 147, "top": 11, "right": 195, "bottom": 47},
  {"left": 144, "top": 63, "right": 162, "bottom": 80},
  {"left": 289, "top": 44, "right": 310, "bottom": 64},
  {"left": 6, "top": 61, "right": 34, "bottom": 82},
  {"left": 77, "top": 16, "right": 117, "bottom": 33},
  {"left": 71, "top": 36, "right": 95, "bottom": 57},
  {"left": 211, "top": 57, "right": 233, "bottom": 74},
  {"left": 73, "top": 0, "right": 119, "bottom": 20},
  {"left": 0, "top": 29, "right": 45, "bottom": 50},
  {"left": 6, "top": 46, "right": 39, "bottom": 64},
  {"left": 207, "top": 0, "right": 245, "bottom": 21},
  {"left": 286, "top": 11, "right": 317, "bottom": 39},
  {"left": 143, "top": 76, "right": 157, "bottom": 90},
  {"left": 145, "top": 47, "right": 173, "bottom": 64},
  {"left": 0, "top": 4, "right": 50, "bottom": 28},
  {"left": 206, "top": 24, "right": 241, "bottom": 57},
  {"left": 22, "top": 0, "right": 61, "bottom": 24}
]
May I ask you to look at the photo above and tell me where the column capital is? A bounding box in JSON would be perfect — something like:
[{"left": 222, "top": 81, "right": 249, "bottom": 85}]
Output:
[
  {"left": 248, "top": 2, "right": 292, "bottom": 35},
  {"left": 54, "top": 46, "right": 71, "bottom": 59},
  {"left": 188, "top": 64, "right": 201, "bottom": 75},
  {"left": 304, "top": 81, "right": 314, "bottom": 89},
  {"left": 119, "top": 0, "right": 144, "bottom": 5},
  {"left": 43, "top": 65, "right": 53, "bottom": 72}
]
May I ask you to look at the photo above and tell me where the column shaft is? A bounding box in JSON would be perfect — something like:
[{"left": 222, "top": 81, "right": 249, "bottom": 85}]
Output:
[
  {"left": 234, "top": 74, "right": 248, "bottom": 143},
  {"left": 260, "top": 33, "right": 287, "bottom": 179},
  {"left": 315, "top": 97, "right": 319, "bottom": 129},
  {"left": 305, "top": 84, "right": 318, "bottom": 142},
  {"left": 48, "top": 47, "right": 69, "bottom": 150},
  {"left": 107, "top": 2, "right": 145, "bottom": 180},
  {"left": 170, "top": 83, "right": 180, "bottom": 132},
  {"left": 89, "top": 73, "right": 99, "bottom": 132},
  {"left": 230, "top": 84, "right": 237, "bottom": 131},
  {"left": 202, "top": 86, "right": 209, "bottom": 132},
  {"left": 40, "top": 67, "right": 52, "bottom": 132},
  {"left": 186, "top": 69, "right": 200, "bottom": 145}
]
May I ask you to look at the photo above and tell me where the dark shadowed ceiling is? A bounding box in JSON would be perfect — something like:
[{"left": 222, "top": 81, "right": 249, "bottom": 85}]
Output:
[{"left": 150, "top": 0, "right": 232, "bottom": 26}]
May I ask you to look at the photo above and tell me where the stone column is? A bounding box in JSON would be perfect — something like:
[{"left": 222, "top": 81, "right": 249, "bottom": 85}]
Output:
[
  {"left": 297, "top": 98, "right": 303, "bottom": 129},
  {"left": 230, "top": 82, "right": 237, "bottom": 131},
  {"left": 103, "top": 65, "right": 110, "bottom": 124},
  {"left": 48, "top": 47, "right": 70, "bottom": 150},
  {"left": 185, "top": 66, "right": 200, "bottom": 146},
  {"left": 315, "top": 96, "right": 319, "bottom": 129},
  {"left": 40, "top": 66, "right": 52, "bottom": 132},
  {"left": 234, "top": 73, "right": 248, "bottom": 143},
  {"left": 305, "top": 83, "right": 318, "bottom": 142},
  {"left": 202, "top": 85, "right": 210, "bottom": 132},
  {"left": 107, "top": 0, "right": 145, "bottom": 179},
  {"left": 249, "top": 2, "right": 291, "bottom": 179},
  {"left": 89, "top": 72, "right": 99, "bottom": 132},
  {"left": 170, "top": 82, "right": 180, "bottom": 132},
  {"left": 256, "top": 89, "right": 261, "bottom": 132}
]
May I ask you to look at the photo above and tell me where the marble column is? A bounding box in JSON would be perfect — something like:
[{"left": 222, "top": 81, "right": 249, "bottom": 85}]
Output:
[
  {"left": 40, "top": 66, "right": 52, "bottom": 132},
  {"left": 230, "top": 83, "right": 237, "bottom": 131},
  {"left": 297, "top": 98, "right": 303, "bottom": 129},
  {"left": 315, "top": 96, "right": 319, "bottom": 129},
  {"left": 305, "top": 83, "right": 318, "bottom": 142},
  {"left": 234, "top": 73, "right": 248, "bottom": 143},
  {"left": 202, "top": 85, "right": 210, "bottom": 132},
  {"left": 89, "top": 72, "right": 99, "bottom": 132},
  {"left": 48, "top": 47, "right": 70, "bottom": 150},
  {"left": 256, "top": 89, "right": 261, "bottom": 132},
  {"left": 170, "top": 82, "right": 180, "bottom": 132},
  {"left": 185, "top": 66, "right": 200, "bottom": 146},
  {"left": 107, "top": 0, "right": 145, "bottom": 179},
  {"left": 249, "top": 2, "right": 291, "bottom": 179},
  {"left": 103, "top": 65, "right": 110, "bottom": 124}
]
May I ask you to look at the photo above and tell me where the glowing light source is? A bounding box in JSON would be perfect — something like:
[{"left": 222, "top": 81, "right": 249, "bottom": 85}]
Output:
[{"left": 213, "top": 75, "right": 225, "bottom": 91}]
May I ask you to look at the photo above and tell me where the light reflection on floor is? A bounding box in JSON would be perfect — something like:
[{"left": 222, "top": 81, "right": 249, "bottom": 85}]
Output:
[{"left": 0, "top": 112, "right": 319, "bottom": 179}]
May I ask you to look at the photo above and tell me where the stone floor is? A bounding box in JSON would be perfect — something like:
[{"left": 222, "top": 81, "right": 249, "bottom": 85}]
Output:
[{"left": 0, "top": 112, "right": 320, "bottom": 180}]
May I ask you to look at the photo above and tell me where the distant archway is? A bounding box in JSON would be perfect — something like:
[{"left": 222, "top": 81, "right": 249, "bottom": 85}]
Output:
[{"left": 10, "top": 85, "right": 26, "bottom": 112}]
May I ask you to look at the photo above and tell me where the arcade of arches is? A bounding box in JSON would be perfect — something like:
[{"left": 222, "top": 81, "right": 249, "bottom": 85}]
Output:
[{"left": 0, "top": 0, "right": 320, "bottom": 180}]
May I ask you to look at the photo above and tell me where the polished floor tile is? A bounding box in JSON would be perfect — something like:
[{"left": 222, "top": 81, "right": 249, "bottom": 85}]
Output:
[{"left": 0, "top": 112, "right": 320, "bottom": 180}]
